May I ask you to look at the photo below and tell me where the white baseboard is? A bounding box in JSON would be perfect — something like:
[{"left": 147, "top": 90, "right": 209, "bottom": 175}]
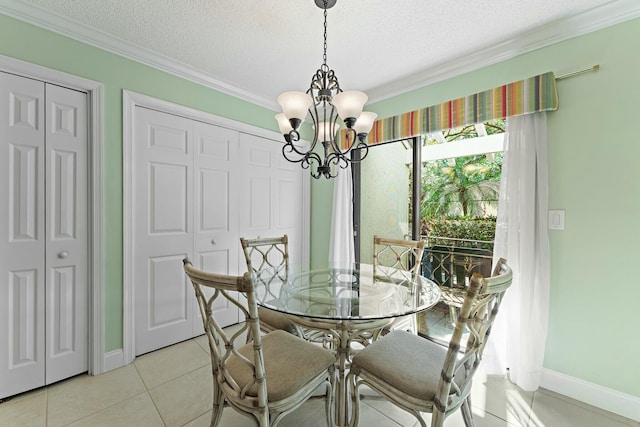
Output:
[
  {"left": 541, "top": 368, "right": 640, "bottom": 422},
  {"left": 103, "top": 349, "right": 125, "bottom": 373}
]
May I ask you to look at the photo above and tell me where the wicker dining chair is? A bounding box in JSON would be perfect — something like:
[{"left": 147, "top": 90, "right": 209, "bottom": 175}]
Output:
[
  {"left": 372, "top": 236, "right": 426, "bottom": 336},
  {"left": 183, "top": 259, "right": 335, "bottom": 427},
  {"left": 240, "top": 235, "right": 305, "bottom": 338},
  {"left": 347, "top": 259, "right": 512, "bottom": 427}
]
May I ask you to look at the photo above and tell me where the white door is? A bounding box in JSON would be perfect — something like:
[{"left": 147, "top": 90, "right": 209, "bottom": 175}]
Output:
[
  {"left": 133, "top": 107, "right": 239, "bottom": 355},
  {"left": 191, "top": 120, "right": 240, "bottom": 336},
  {"left": 0, "top": 72, "right": 88, "bottom": 398},
  {"left": 238, "top": 133, "right": 306, "bottom": 264},
  {"left": 44, "top": 84, "right": 88, "bottom": 384}
]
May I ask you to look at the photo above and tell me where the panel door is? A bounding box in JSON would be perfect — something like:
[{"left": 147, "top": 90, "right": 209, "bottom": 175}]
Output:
[
  {"left": 238, "top": 133, "right": 306, "bottom": 265},
  {"left": 0, "top": 72, "right": 46, "bottom": 398},
  {"left": 44, "top": 84, "right": 88, "bottom": 384},
  {"left": 192, "top": 120, "right": 240, "bottom": 334},
  {"left": 0, "top": 73, "right": 88, "bottom": 398},
  {"left": 134, "top": 107, "right": 195, "bottom": 355},
  {"left": 134, "top": 107, "right": 240, "bottom": 355}
]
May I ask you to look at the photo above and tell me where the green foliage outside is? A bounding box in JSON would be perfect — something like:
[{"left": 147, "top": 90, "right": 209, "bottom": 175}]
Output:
[
  {"left": 419, "top": 120, "right": 504, "bottom": 241},
  {"left": 426, "top": 216, "right": 496, "bottom": 248}
]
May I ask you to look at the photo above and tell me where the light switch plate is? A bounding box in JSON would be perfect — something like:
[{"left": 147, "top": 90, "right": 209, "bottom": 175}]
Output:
[{"left": 548, "top": 210, "right": 565, "bottom": 230}]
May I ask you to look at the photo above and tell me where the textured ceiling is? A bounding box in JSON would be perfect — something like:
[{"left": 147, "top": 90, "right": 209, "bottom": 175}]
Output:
[{"left": 5, "top": 0, "right": 640, "bottom": 109}]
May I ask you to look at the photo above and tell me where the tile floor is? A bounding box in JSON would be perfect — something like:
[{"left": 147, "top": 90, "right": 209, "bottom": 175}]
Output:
[{"left": 1, "top": 322, "right": 637, "bottom": 427}]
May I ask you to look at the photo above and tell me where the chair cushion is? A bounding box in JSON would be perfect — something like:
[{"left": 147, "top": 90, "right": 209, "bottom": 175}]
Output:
[
  {"left": 227, "top": 330, "right": 335, "bottom": 401},
  {"left": 258, "top": 307, "right": 298, "bottom": 334},
  {"left": 350, "top": 330, "right": 447, "bottom": 401}
]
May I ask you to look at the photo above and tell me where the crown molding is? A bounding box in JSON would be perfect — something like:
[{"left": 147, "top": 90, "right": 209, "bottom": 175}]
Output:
[
  {"left": 1, "top": 0, "right": 638, "bottom": 109},
  {"left": 0, "top": 0, "right": 278, "bottom": 110},
  {"left": 366, "top": 0, "right": 640, "bottom": 103}
]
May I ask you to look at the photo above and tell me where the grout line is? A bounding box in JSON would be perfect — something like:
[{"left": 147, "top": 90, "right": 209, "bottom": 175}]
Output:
[
  {"left": 50, "top": 390, "right": 153, "bottom": 427},
  {"left": 360, "top": 399, "right": 407, "bottom": 426},
  {"left": 146, "top": 389, "right": 169, "bottom": 427},
  {"left": 131, "top": 356, "right": 154, "bottom": 392}
]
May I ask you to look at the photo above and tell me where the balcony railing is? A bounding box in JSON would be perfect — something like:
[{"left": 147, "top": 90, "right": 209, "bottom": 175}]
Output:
[
  {"left": 419, "top": 234, "right": 495, "bottom": 331},
  {"left": 420, "top": 235, "right": 493, "bottom": 284},
  {"left": 420, "top": 235, "right": 494, "bottom": 252}
]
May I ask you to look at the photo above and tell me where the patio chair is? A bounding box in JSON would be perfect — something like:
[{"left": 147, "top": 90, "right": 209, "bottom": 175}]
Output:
[
  {"left": 372, "top": 236, "right": 425, "bottom": 337},
  {"left": 240, "top": 235, "right": 305, "bottom": 338},
  {"left": 347, "top": 259, "right": 512, "bottom": 427},
  {"left": 183, "top": 258, "right": 335, "bottom": 427}
]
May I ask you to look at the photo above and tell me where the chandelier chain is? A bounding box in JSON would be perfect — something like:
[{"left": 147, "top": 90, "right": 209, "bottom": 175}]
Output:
[{"left": 323, "top": 0, "right": 328, "bottom": 67}]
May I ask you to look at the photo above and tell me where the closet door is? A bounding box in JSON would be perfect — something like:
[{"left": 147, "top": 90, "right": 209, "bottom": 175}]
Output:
[
  {"left": 44, "top": 84, "right": 88, "bottom": 384},
  {"left": 0, "top": 72, "right": 46, "bottom": 398},
  {"left": 133, "top": 107, "right": 240, "bottom": 355},
  {"left": 191, "top": 120, "right": 240, "bottom": 335},
  {"left": 0, "top": 73, "right": 88, "bottom": 398},
  {"left": 134, "top": 107, "right": 195, "bottom": 355},
  {"left": 238, "top": 133, "right": 306, "bottom": 265}
]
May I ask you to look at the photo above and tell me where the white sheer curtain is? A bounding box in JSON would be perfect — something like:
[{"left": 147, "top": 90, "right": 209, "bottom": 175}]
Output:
[
  {"left": 329, "top": 165, "right": 355, "bottom": 269},
  {"left": 485, "top": 112, "right": 551, "bottom": 391}
]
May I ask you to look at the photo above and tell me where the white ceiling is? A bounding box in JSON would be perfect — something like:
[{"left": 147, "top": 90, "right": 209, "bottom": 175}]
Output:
[{"left": 2, "top": 0, "right": 639, "bottom": 110}]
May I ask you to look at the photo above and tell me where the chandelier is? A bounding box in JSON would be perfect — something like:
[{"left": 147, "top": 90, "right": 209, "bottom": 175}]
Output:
[{"left": 275, "top": 0, "right": 377, "bottom": 179}]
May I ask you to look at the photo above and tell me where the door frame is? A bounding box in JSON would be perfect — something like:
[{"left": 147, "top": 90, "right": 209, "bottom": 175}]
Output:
[
  {"left": 0, "top": 54, "right": 105, "bottom": 374},
  {"left": 122, "top": 91, "right": 310, "bottom": 365}
]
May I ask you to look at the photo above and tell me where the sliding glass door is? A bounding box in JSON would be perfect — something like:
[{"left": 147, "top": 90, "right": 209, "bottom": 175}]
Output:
[{"left": 353, "top": 139, "right": 416, "bottom": 265}]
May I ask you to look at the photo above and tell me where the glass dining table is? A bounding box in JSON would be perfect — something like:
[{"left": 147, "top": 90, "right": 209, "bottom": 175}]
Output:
[{"left": 252, "top": 264, "right": 441, "bottom": 426}]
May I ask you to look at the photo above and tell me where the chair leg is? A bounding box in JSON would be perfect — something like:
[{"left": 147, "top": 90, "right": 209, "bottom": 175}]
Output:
[
  {"left": 448, "top": 305, "right": 458, "bottom": 326},
  {"left": 431, "top": 409, "right": 446, "bottom": 427},
  {"left": 326, "top": 376, "right": 335, "bottom": 427},
  {"left": 257, "top": 409, "right": 269, "bottom": 427},
  {"left": 348, "top": 374, "right": 360, "bottom": 427},
  {"left": 461, "top": 395, "right": 475, "bottom": 427},
  {"left": 210, "top": 388, "right": 225, "bottom": 427}
]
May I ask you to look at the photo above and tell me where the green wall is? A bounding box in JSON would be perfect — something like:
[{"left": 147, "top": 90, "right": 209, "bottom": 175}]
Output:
[
  {"left": 2, "top": 10, "right": 638, "bottom": 399},
  {"left": 0, "top": 14, "right": 280, "bottom": 352},
  {"left": 312, "top": 18, "right": 640, "bottom": 397}
]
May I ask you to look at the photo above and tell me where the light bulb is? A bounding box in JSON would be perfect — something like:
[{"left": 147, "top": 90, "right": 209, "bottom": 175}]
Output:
[
  {"left": 277, "top": 91, "right": 313, "bottom": 123},
  {"left": 353, "top": 112, "right": 378, "bottom": 135},
  {"left": 275, "top": 113, "right": 293, "bottom": 134},
  {"left": 332, "top": 91, "right": 367, "bottom": 125},
  {"left": 316, "top": 121, "right": 340, "bottom": 142}
]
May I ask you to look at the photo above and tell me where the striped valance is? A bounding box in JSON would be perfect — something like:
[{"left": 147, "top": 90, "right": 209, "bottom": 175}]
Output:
[{"left": 341, "top": 71, "right": 558, "bottom": 147}]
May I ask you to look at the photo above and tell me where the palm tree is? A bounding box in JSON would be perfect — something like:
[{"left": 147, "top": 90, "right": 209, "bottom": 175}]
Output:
[{"left": 420, "top": 153, "right": 502, "bottom": 219}]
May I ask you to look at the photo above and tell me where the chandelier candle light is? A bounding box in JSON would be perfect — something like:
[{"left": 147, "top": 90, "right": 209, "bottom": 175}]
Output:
[{"left": 275, "top": 0, "right": 377, "bottom": 179}]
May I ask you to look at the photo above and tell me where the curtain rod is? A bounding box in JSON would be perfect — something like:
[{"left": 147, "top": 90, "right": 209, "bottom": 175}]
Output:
[{"left": 556, "top": 64, "right": 600, "bottom": 80}]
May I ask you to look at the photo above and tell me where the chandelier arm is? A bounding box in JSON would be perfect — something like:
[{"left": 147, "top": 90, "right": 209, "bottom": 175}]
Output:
[
  {"left": 283, "top": 142, "right": 322, "bottom": 165},
  {"left": 325, "top": 151, "right": 349, "bottom": 169},
  {"left": 282, "top": 130, "right": 320, "bottom": 159},
  {"left": 305, "top": 151, "right": 323, "bottom": 166},
  {"left": 327, "top": 128, "right": 358, "bottom": 157},
  {"left": 301, "top": 154, "right": 325, "bottom": 179},
  {"left": 353, "top": 141, "right": 370, "bottom": 162}
]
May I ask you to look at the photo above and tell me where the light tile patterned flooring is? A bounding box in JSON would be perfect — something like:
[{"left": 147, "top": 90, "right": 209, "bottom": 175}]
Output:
[{"left": 1, "top": 321, "right": 637, "bottom": 427}]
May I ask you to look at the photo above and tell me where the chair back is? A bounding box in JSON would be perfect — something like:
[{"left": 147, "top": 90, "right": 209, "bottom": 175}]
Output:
[
  {"left": 182, "top": 258, "right": 268, "bottom": 411},
  {"left": 241, "top": 235, "right": 289, "bottom": 276},
  {"left": 240, "top": 235, "right": 290, "bottom": 301},
  {"left": 433, "top": 258, "right": 513, "bottom": 423},
  {"left": 372, "top": 236, "right": 425, "bottom": 282}
]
